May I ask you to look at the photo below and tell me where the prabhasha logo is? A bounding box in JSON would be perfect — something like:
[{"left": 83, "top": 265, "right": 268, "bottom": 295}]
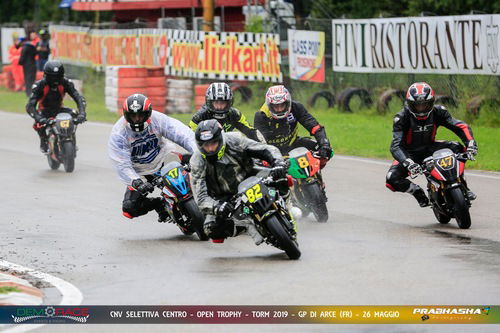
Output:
[{"left": 413, "top": 308, "right": 483, "bottom": 315}]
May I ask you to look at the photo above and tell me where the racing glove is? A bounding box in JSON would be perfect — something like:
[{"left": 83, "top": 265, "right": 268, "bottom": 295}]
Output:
[
  {"left": 466, "top": 140, "right": 478, "bottom": 160},
  {"left": 131, "top": 179, "right": 154, "bottom": 196},
  {"left": 271, "top": 159, "right": 288, "bottom": 180},
  {"left": 402, "top": 158, "right": 422, "bottom": 178},
  {"left": 75, "top": 113, "right": 87, "bottom": 124},
  {"left": 318, "top": 142, "right": 333, "bottom": 159}
]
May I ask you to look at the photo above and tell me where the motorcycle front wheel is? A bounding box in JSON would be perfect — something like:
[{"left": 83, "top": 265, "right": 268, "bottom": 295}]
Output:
[
  {"left": 302, "top": 182, "right": 328, "bottom": 222},
  {"left": 62, "top": 141, "right": 75, "bottom": 173},
  {"left": 265, "top": 215, "right": 301, "bottom": 260},
  {"left": 180, "top": 198, "right": 209, "bottom": 241},
  {"left": 448, "top": 187, "right": 471, "bottom": 229}
]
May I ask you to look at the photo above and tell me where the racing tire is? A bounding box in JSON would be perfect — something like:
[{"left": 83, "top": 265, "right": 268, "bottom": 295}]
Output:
[
  {"left": 265, "top": 215, "right": 301, "bottom": 260},
  {"left": 181, "top": 198, "right": 209, "bottom": 241},
  {"left": 432, "top": 206, "right": 451, "bottom": 224},
  {"left": 62, "top": 141, "right": 75, "bottom": 173},
  {"left": 302, "top": 182, "right": 328, "bottom": 222},
  {"left": 47, "top": 154, "right": 60, "bottom": 170},
  {"left": 448, "top": 187, "right": 471, "bottom": 229}
]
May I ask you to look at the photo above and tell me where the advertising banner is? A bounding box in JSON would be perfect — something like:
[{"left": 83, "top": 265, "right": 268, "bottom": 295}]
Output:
[
  {"left": 50, "top": 25, "right": 282, "bottom": 82},
  {"left": 332, "top": 15, "right": 500, "bottom": 75},
  {"left": 288, "top": 29, "right": 325, "bottom": 82}
]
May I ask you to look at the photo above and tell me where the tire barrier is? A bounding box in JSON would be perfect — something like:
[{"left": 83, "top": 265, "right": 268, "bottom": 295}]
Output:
[
  {"left": 194, "top": 84, "right": 210, "bottom": 111},
  {"left": 308, "top": 90, "right": 335, "bottom": 109},
  {"left": 377, "top": 89, "right": 405, "bottom": 114},
  {"left": 166, "top": 79, "right": 192, "bottom": 114},
  {"left": 230, "top": 84, "right": 253, "bottom": 103},
  {"left": 466, "top": 96, "right": 500, "bottom": 117},
  {"left": 337, "top": 87, "right": 373, "bottom": 112},
  {"left": 434, "top": 95, "right": 458, "bottom": 108},
  {"left": 105, "top": 67, "right": 168, "bottom": 114}
]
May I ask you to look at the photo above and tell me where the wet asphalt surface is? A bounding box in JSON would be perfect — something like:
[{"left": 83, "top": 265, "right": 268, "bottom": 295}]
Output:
[{"left": 1, "top": 111, "right": 499, "bottom": 333}]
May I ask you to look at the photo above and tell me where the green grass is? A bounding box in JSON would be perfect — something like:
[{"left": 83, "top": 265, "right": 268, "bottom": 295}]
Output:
[
  {"left": 0, "top": 286, "right": 21, "bottom": 294},
  {"left": 1, "top": 83, "right": 498, "bottom": 171}
]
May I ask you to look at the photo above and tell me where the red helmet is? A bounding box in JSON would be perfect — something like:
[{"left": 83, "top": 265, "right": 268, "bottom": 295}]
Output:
[
  {"left": 406, "top": 82, "right": 435, "bottom": 120},
  {"left": 122, "top": 94, "right": 152, "bottom": 132}
]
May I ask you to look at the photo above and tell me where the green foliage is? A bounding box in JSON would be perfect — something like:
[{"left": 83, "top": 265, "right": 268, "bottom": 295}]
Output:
[
  {"left": 245, "top": 15, "right": 264, "bottom": 33},
  {"left": 0, "top": 286, "right": 21, "bottom": 294}
]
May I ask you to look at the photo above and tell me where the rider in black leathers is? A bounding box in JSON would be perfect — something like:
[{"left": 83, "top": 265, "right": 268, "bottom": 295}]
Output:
[
  {"left": 26, "top": 60, "right": 87, "bottom": 153},
  {"left": 385, "top": 82, "right": 478, "bottom": 207}
]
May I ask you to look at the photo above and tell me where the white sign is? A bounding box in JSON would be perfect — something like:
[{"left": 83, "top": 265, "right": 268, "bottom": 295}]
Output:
[
  {"left": 1, "top": 28, "right": 25, "bottom": 64},
  {"left": 332, "top": 15, "right": 500, "bottom": 75},
  {"left": 288, "top": 29, "right": 325, "bottom": 82}
]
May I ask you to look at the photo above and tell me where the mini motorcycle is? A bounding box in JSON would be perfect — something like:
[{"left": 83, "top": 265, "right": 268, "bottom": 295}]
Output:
[
  {"left": 152, "top": 160, "right": 208, "bottom": 240},
  {"left": 230, "top": 174, "right": 301, "bottom": 259},
  {"left": 45, "top": 112, "right": 79, "bottom": 173},
  {"left": 287, "top": 147, "right": 329, "bottom": 222},
  {"left": 419, "top": 148, "right": 475, "bottom": 229}
]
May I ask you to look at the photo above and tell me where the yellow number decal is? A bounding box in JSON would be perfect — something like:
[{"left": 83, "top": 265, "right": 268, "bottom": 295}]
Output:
[
  {"left": 60, "top": 120, "right": 70, "bottom": 128},
  {"left": 438, "top": 156, "right": 453, "bottom": 168},
  {"left": 245, "top": 184, "right": 263, "bottom": 203},
  {"left": 297, "top": 156, "right": 309, "bottom": 168},
  {"left": 167, "top": 168, "right": 178, "bottom": 178}
]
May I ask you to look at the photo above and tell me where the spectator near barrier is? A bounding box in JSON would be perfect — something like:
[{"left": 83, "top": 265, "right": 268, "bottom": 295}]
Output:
[
  {"left": 7, "top": 33, "right": 24, "bottom": 91},
  {"left": 19, "top": 31, "right": 38, "bottom": 96}
]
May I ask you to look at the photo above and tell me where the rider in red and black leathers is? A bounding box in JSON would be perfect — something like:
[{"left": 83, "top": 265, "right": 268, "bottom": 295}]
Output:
[
  {"left": 26, "top": 60, "right": 86, "bottom": 153},
  {"left": 386, "top": 82, "right": 477, "bottom": 207}
]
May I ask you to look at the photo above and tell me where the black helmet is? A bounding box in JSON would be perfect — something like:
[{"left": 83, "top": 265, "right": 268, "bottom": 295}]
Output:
[
  {"left": 205, "top": 82, "right": 233, "bottom": 119},
  {"left": 122, "top": 93, "right": 152, "bottom": 132},
  {"left": 43, "top": 60, "right": 65, "bottom": 87},
  {"left": 405, "top": 82, "right": 435, "bottom": 120},
  {"left": 195, "top": 119, "right": 226, "bottom": 160}
]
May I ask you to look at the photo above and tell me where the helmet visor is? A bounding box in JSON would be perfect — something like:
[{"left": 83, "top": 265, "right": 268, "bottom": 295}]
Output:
[
  {"left": 410, "top": 100, "right": 433, "bottom": 117},
  {"left": 128, "top": 112, "right": 148, "bottom": 124},
  {"left": 269, "top": 102, "right": 289, "bottom": 118}
]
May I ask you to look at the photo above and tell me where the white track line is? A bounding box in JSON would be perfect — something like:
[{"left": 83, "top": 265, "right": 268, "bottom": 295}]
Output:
[
  {"left": 335, "top": 155, "right": 500, "bottom": 180},
  {"left": 0, "top": 260, "right": 83, "bottom": 333}
]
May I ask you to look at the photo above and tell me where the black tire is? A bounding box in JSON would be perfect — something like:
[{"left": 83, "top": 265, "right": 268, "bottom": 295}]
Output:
[
  {"left": 376, "top": 89, "right": 405, "bottom": 114},
  {"left": 448, "top": 187, "right": 471, "bottom": 229},
  {"left": 308, "top": 90, "right": 335, "bottom": 108},
  {"left": 302, "top": 182, "right": 328, "bottom": 222},
  {"left": 181, "top": 198, "right": 209, "bottom": 241},
  {"left": 337, "top": 87, "right": 373, "bottom": 112},
  {"left": 432, "top": 206, "right": 451, "bottom": 224},
  {"left": 47, "top": 154, "right": 60, "bottom": 170},
  {"left": 62, "top": 141, "right": 75, "bottom": 173},
  {"left": 265, "top": 215, "right": 301, "bottom": 260}
]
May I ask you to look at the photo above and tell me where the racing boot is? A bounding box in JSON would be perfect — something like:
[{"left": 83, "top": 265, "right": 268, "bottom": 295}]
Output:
[
  {"left": 40, "top": 137, "right": 49, "bottom": 154},
  {"left": 407, "top": 183, "right": 429, "bottom": 207},
  {"left": 460, "top": 176, "right": 476, "bottom": 201}
]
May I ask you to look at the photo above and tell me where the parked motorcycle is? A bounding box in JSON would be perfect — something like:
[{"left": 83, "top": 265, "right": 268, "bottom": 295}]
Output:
[
  {"left": 287, "top": 147, "right": 328, "bottom": 222},
  {"left": 418, "top": 148, "right": 475, "bottom": 229},
  {"left": 230, "top": 174, "right": 301, "bottom": 259},
  {"left": 152, "top": 159, "right": 208, "bottom": 241},
  {"left": 45, "top": 112, "right": 80, "bottom": 173}
]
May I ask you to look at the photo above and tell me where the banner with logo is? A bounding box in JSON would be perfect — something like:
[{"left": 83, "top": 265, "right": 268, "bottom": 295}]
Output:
[
  {"left": 165, "top": 30, "right": 281, "bottom": 82},
  {"left": 0, "top": 305, "right": 497, "bottom": 324},
  {"left": 288, "top": 29, "right": 325, "bottom": 83},
  {"left": 332, "top": 15, "right": 500, "bottom": 75},
  {"left": 1, "top": 28, "right": 25, "bottom": 64},
  {"left": 49, "top": 25, "right": 282, "bottom": 82}
]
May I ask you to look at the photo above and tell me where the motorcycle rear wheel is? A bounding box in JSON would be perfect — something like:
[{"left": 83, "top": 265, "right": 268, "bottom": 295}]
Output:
[
  {"left": 47, "top": 152, "right": 60, "bottom": 170},
  {"left": 180, "top": 198, "right": 209, "bottom": 241},
  {"left": 432, "top": 206, "right": 451, "bottom": 224},
  {"left": 265, "top": 215, "right": 301, "bottom": 260}
]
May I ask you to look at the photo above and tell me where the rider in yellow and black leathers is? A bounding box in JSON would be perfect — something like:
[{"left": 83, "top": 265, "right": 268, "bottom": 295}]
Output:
[
  {"left": 253, "top": 85, "right": 332, "bottom": 160},
  {"left": 190, "top": 82, "right": 264, "bottom": 142}
]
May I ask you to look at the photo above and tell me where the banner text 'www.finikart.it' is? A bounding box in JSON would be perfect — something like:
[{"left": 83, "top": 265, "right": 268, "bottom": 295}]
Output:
[{"left": 49, "top": 25, "right": 282, "bottom": 82}]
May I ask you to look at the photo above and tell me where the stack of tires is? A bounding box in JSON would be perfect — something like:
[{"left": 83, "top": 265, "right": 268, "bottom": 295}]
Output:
[
  {"left": 166, "top": 79, "right": 193, "bottom": 114},
  {"left": 194, "top": 84, "right": 210, "bottom": 111},
  {"left": 105, "top": 67, "right": 168, "bottom": 114}
]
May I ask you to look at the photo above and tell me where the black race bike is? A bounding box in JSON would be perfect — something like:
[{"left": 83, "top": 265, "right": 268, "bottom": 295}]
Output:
[
  {"left": 231, "top": 174, "right": 301, "bottom": 259},
  {"left": 418, "top": 148, "right": 475, "bottom": 229},
  {"left": 151, "top": 160, "right": 208, "bottom": 241},
  {"left": 45, "top": 112, "right": 80, "bottom": 173}
]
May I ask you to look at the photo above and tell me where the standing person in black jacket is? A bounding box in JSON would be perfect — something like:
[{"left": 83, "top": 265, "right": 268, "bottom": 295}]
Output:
[
  {"left": 19, "top": 31, "right": 38, "bottom": 96},
  {"left": 26, "top": 60, "right": 87, "bottom": 153},
  {"left": 385, "top": 82, "right": 478, "bottom": 207}
]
